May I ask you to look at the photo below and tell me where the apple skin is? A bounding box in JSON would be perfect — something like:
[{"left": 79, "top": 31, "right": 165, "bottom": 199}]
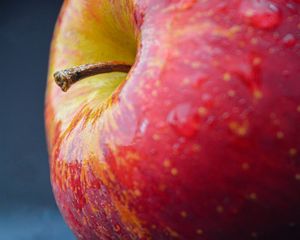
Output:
[{"left": 45, "top": 0, "right": 300, "bottom": 239}]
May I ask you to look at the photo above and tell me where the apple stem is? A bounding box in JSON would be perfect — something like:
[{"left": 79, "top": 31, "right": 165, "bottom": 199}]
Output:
[{"left": 53, "top": 61, "right": 132, "bottom": 92}]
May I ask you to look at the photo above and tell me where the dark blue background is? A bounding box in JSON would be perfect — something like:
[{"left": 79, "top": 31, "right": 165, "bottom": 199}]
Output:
[{"left": 0, "top": 1, "right": 74, "bottom": 239}]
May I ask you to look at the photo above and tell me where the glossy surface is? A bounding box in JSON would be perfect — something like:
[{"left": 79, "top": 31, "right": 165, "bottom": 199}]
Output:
[{"left": 46, "top": 0, "right": 300, "bottom": 239}]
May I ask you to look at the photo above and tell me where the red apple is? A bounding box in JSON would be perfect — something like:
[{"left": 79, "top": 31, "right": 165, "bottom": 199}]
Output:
[{"left": 45, "top": 0, "right": 300, "bottom": 239}]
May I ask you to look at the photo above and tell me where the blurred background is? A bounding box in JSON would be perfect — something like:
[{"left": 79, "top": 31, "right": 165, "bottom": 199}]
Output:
[{"left": 0, "top": 1, "right": 74, "bottom": 239}]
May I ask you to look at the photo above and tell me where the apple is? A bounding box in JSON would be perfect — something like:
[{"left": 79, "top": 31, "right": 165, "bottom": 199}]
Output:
[{"left": 45, "top": 0, "right": 300, "bottom": 239}]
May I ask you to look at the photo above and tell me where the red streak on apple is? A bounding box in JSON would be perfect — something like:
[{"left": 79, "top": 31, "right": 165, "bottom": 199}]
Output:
[{"left": 45, "top": 0, "right": 300, "bottom": 239}]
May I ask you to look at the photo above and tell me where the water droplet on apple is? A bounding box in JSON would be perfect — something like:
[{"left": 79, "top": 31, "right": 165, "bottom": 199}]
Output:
[
  {"left": 192, "top": 74, "right": 209, "bottom": 88},
  {"left": 240, "top": 0, "right": 281, "bottom": 29},
  {"left": 202, "top": 93, "right": 214, "bottom": 108},
  {"left": 225, "top": 54, "right": 262, "bottom": 94},
  {"left": 286, "top": 3, "right": 297, "bottom": 14},
  {"left": 282, "top": 34, "right": 297, "bottom": 47},
  {"left": 167, "top": 103, "right": 200, "bottom": 137},
  {"left": 139, "top": 119, "right": 149, "bottom": 135}
]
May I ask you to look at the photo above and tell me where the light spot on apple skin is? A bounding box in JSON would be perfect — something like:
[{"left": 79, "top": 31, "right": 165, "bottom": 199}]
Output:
[
  {"left": 253, "top": 90, "right": 263, "bottom": 99},
  {"left": 126, "top": 151, "right": 140, "bottom": 161},
  {"left": 166, "top": 227, "right": 180, "bottom": 238},
  {"left": 192, "top": 144, "right": 201, "bottom": 152},
  {"left": 252, "top": 57, "right": 262, "bottom": 66},
  {"left": 196, "top": 228, "right": 203, "bottom": 235},
  {"left": 179, "top": 0, "right": 197, "bottom": 10},
  {"left": 134, "top": 189, "right": 142, "bottom": 197},
  {"left": 295, "top": 174, "right": 300, "bottom": 181},
  {"left": 297, "top": 105, "right": 300, "bottom": 112},
  {"left": 228, "top": 90, "right": 236, "bottom": 97},
  {"left": 249, "top": 192, "right": 257, "bottom": 200},
  {"left": 145, "top": 69, "right": 155, "bottom": 78},
  {"left": 197, "top": 107, "right": 207, "bottom": 116},
  {"left": 223, "top": 72, "right": 231, "bottom": 81},
  {"left": 171, "top": 168, "right": 178, "bottom": 176},
  {"left": 151, "top": 90, "right": 158, "bottom": 97},
  {"left": 152, "top": 134, "right": 160, "bottom": 141},
  {"left": 228, "top": 25, "right": 242, "bottom": 37},
  {"left": 151, "top": 224, "right": 157, "bottom": 230},
  {"left": 289, "top": 148, "right": 298, "bottom": 157},
  {"left": 229, "top": 121, "right": 249, "bottom": 137},
  {"left": 242, "top": 162, "right": 250, "bottom": 170},
  {"left": 183, "top": 77, "right": 190, "bottom": 85},
  {"left": 216, "top": 205, "right": 224, "bottom": 213},
  {"left": 276, "top": 131, "right": 284, "bottom": 139},
  {"left": 180, "top": 211, "right": 187, "bottom": 218},
  {"left": 159, "top": 184, "right": 167, "bottom": 192},
  {"left": 163, "top": 159, "right": 171, "bottom": 168},
  {"left": 172, "top": 49, "right": 180, "bottom": 57},
  {"left": 82, "top": 217, "right": 87, "bottom": 226},
  {"left": 148, "top": 59, "right": 164, "bottom": 68},
  {"left": 251, "top": 37, "right": 258, "bottom": 45},
  {"left": 191, "top": 61, "right": 201, "bottom": 69}
]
